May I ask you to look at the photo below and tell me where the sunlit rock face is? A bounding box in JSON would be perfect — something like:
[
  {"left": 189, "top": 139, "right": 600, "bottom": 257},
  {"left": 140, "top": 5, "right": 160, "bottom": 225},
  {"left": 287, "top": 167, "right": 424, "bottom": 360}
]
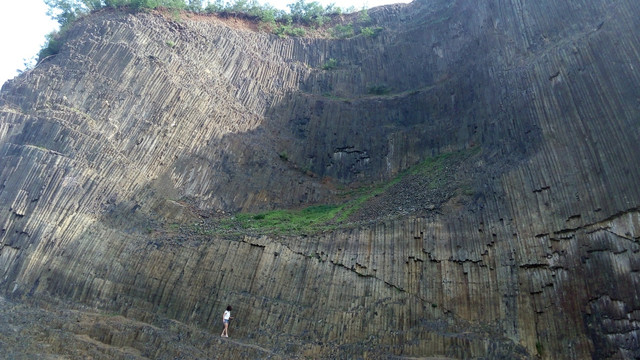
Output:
[{"left": 1, "top": 0, "right": 639, "bottom": 358}]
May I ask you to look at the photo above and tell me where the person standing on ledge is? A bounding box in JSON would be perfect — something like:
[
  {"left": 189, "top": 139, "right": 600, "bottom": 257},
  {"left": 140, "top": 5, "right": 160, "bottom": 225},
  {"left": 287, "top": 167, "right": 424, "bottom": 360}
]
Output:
[{"left": 221, "top": 305, "right": 233, "bottom": 337}]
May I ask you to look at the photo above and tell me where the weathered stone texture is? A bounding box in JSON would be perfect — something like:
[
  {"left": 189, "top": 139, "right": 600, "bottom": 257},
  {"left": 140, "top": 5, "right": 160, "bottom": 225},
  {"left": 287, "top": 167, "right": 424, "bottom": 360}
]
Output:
[{"left": 0, "top": 0, "right": 639, "bottom": 358}]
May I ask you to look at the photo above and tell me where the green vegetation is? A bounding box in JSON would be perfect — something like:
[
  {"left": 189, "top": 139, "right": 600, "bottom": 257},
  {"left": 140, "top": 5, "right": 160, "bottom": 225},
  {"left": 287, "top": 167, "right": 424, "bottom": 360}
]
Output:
[
  {"left": 322, "top": 58, "right": 338, "bottom": 70},
  {"left": 287, "top": 0, "right": 329, "bottom": 27},
  {"left": 329, "top": 7, "right": 383, "bottom": 40},
  {"left": 40, "top": 0, "right": 374, "bottom": 62},
  {"left": 44, "top": 0, "right": 189, "bottom": 29},
  {"left": 331, "top": 24, "right": 354, "bottom": 38},
  {"left": 169, "top": 7, "right": 182, "bottom": 20},
  {"left": 44, "top": 0, "right": 350, "bottom": 26},
  {"left": 358, "top": 6, "right": 370, "bottom": 23},
  {"left": 209, "top": 147, "right": 480, "bottom": 235},
  {"left": 235, "top": 205, "right": 342, "bottom": 233},
  {"left": 460, "top": 184, "right": 475, "bottom": 196},
  {"left": 205, "top": 0, "right": 345, "bottom": 30},
  {"left": 360, "top": 26, "right": 383, "bottom": 37},
  {"left": 406, "top": 145, "right": 480, "bottom": 177},
  {"left": 38, "top": 31, "right": 65, "bottom": 60},
  {"left": 367, "top": 84, "right": 392, "bottom": 95},
  {"left": 274, "top": 23, "right": 306, "bottom": 37}
]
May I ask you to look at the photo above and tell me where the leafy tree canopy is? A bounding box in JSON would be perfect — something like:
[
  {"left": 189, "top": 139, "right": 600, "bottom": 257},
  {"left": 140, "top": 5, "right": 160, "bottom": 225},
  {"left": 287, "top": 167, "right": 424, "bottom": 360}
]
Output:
[
  {"left": 40, "top": 0, "right": 369, "bottom": 61},
  {"left": 45, "top": 0, "right": 356, "bottom": 28}
]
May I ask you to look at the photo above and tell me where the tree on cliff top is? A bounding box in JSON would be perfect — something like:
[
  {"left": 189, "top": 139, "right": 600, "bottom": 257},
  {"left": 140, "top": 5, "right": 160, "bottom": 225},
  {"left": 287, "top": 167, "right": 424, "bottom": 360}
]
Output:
[
  {"left": 44, "top": 0, "right": 96, "bottom": 27},
  {"left": 44, "top": 0, "right": 349, "bottom": 28},
  {"left": 45, "top": 0, "right": 190, "bottom": 28},
  {"left": 40, "top": 0, "right": 361, "bottom": 60},
  {"left": 40, "top": 0, "right": 190, "bottom": 60}
]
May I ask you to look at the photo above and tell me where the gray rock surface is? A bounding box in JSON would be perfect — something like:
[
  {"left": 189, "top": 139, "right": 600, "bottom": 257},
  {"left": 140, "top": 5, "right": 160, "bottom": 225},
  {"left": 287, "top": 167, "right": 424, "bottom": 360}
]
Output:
[{"left": 0, "top": 0, "right": 639, "bottom": 358}]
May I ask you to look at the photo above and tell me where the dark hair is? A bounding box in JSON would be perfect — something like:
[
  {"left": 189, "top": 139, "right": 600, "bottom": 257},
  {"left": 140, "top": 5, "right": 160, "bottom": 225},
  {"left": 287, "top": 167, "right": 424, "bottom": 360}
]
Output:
[{"left": 227, "top": 305, "right": 232, "bottom": 311}]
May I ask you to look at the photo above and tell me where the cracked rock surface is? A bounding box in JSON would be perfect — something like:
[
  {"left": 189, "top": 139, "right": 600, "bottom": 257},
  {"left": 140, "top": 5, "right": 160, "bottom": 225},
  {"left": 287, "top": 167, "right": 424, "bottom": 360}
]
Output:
[{"left": 1, "top": 0, "right": 640, "bottom": 358}]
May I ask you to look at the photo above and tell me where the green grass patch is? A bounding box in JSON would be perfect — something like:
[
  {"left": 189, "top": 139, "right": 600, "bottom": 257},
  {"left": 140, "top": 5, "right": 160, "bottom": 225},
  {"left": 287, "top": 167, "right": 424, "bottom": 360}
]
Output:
[
  {"left": 213, "top": 147, "right": 480, "bottom": 235},
  {"left": 232, "top": 204, "right": 343, "bottom": 234},
  {"left": 408, "top": 146, "right": 480, "bottom": 176}
]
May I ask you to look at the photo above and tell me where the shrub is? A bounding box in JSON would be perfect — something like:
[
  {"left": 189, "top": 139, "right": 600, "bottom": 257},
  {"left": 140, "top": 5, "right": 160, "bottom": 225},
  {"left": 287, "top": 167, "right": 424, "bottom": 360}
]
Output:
[
  {"left": 322, "top": 58, "right": 338, "bottom": 70},
  {"left": 324, "top": 4, "right": 342, "bottom": 15},
  {"left": 44, "top": 0, "right": 365, "bottom": 47},
  {"left": 44, "top": 0, "right": 82, "bottom": 26},
  {"left": 288, "top": 0, "right": 327, "bottom": 27},
  {"left": 274, "top": 24, "right": 305, "bottom": 37},
  {"left": 290, "top": 27, "right": 306, "bottom": 36},
  {"left": 38, "top": 31, "right": 64, "bottom": 61},
  {"left": 367, "top": 84, "right": 392, "bottom": 95},
  {"left": 229, "top": 0, "right": 249, "bottom": 12},
  {"left": 158, "top": 0, "right": 187, "bottom": 8},
  {"left": 257, "top": 6, "right": 277, "bottom": 23},
  {"left": 130, "top": 0, "right": 158, "bottom": 9},
  {"left": 104, "top": 0, "right": 130, "bottom": 6},
  {"left": 361, "top": 26, "right": 383, "bottom": 37},
  {"left": 204, "top": 0, "right": 225, "bottom": 13},
  {"left": 130, "top": 0, "right": 187, "bottom": 10},
  {"left": 358, "top": 7, "right": 371, "bottom": 23},
  {"left": 331, "top": 24, "right": 354, "bottom": 38},
  {"left": 186, "top": 0, "right": 203, "bottom": 12}
]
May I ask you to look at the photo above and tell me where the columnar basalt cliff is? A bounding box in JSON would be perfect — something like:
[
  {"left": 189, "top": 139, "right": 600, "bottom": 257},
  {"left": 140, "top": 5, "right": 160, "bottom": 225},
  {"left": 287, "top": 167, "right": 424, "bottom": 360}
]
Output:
[{"left": 1, "top": 0, "right": 639, "bottom": 358}]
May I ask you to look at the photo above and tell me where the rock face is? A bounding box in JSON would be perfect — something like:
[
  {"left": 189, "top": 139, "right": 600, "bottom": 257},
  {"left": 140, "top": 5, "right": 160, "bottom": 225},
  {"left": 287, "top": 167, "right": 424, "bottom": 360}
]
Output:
[{"left": 1, "top": 0, "right": 639, "bottom": 358}]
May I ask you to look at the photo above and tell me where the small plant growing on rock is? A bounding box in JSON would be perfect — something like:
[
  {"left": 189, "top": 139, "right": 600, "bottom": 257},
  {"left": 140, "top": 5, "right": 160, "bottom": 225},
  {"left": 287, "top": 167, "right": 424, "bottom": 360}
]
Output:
[
  {"left": 38, "top": 31, "right": 64, "bottom": 60},
  {"left": 274, "top": 24, "right": 306, "bottom": 37},
  {"left": 536, "top": 341, "right": 545, "bottom": 357},
  {"left": 367, "top": 84, "right": 392, "bottom": 95},
  {"left": 358, "top": 7, "right": 371, "bottom": 23},
  {"left": 361, "top": 26, "right": 383, "bottom": 37},
  {"left": 331, "top": 24, "right": 354, "bottom": 38},
  {"left": 322, "top": 58, "right": 338, "bottom": 70}
]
